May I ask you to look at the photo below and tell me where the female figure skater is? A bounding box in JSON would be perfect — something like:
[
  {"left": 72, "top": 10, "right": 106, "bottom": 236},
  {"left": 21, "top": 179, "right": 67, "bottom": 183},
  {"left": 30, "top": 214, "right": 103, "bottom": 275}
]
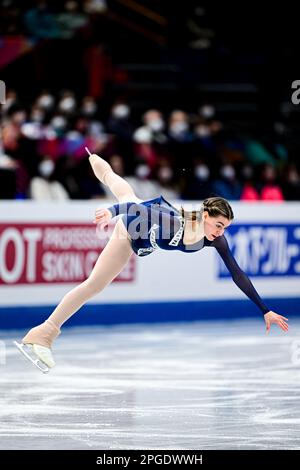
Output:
[{"left": 15, "top": 152, "right": 289, "bottom": 372}]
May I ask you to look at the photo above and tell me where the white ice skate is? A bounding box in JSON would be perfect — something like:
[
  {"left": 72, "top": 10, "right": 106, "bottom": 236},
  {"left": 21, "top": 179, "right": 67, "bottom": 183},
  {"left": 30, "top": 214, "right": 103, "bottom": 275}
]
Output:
[{"left": 13, "top": 341, "right": 55, "bottom": 374}]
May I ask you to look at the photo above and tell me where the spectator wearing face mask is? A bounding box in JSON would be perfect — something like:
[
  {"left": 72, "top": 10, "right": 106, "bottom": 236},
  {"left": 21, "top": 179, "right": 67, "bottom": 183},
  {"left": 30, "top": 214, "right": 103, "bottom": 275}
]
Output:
[
  {"left": 58, "top": 91, "right": 77, "bottom": 115},
  {"left": 81, "top": 96, "right": 98, "bottom": 118},
  {"left": 133, "top": 109, "right": 170, "bottom": 169},
  {"left": 194, "top": 105, "right": 223, "bottom": 154},
  {"left": 181, "top": 161, "right": 213, "bottom": 200},
  {"left": 36, "top": 91, "right": 55, "bottom": 113},
  {"left": 212, "top": 164, "right": 242, "bottom": 200},
  {"left": 142, "top": 109, "right": 168, "bottom": 145},
  {"left": 198, "top": 104, "right": 216, "bottom": 121},
  {"left": 36, "top": 114, "right": 68, "bottom": 160},
  {"left": 168, "top": 110, "right": 194, "bottom": 171},
  {"left": 30, "top": 156, "right": 70, "bottom": 200},
  {"left": 168, "top": 110, "right": 193, "bottom": 143},
  {"left": 143, "top": 110, "right": 165, "bottom": 132},
  {"left": 107, "top": 102, "right": 134, "bottom": 139},
  {"left": 125, "top": 163, "right": 161, "bottom": 200},
  {"left": 133, "top": 126, "right": 160, "bottom": 169},
  {"left": 106, "top": 102, "right": 135, "bottom": 173},
  {"left": 48, "top": 115, "right": 68, "bottom": 138},
  {"left": 29, "top": 106, "right": 46, "bottom": 125}
]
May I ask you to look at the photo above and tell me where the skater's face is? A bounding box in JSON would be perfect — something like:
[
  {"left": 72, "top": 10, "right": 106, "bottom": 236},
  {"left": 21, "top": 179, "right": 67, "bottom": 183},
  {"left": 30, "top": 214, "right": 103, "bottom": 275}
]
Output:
[{"left": 203, "top": 212, "right": 231, "bottom": 241}]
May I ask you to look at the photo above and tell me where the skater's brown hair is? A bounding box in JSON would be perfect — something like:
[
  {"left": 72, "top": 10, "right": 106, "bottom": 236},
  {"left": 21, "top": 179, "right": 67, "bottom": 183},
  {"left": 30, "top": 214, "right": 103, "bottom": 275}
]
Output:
[{"left": 180, "top": 197, "right": 234, "bottom": 222}]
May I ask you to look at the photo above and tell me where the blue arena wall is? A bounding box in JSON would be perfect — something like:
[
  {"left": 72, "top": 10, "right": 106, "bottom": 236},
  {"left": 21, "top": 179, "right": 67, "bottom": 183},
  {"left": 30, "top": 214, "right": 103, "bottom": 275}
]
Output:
[
  {"left": 0, "top": 201, "right": 299, "bottom": 330},
  {"left": 0, "top": 297, "right": 299, "bottom": 330}
]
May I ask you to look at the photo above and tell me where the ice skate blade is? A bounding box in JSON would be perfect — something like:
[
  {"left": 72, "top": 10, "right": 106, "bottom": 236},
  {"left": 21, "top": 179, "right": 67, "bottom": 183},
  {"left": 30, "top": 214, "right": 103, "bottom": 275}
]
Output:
[{"left": 13, "top": 341, "right": 50, "bottom": 374}]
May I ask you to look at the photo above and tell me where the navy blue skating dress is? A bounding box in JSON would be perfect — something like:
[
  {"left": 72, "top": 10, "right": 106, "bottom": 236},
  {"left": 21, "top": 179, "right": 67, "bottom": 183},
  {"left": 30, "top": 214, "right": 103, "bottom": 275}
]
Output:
[{"left": 107, "top": 196, "right": 269, "bottom": 315}]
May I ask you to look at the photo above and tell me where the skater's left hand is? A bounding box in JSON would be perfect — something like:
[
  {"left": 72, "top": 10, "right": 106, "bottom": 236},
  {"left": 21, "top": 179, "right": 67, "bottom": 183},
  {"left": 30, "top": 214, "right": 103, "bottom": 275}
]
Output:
[
  {"left": 264, "top": 311, "right": 289, "bottom": 333},
  {"left": 93, "top": 207, "right": 112, "bottom": 229}
]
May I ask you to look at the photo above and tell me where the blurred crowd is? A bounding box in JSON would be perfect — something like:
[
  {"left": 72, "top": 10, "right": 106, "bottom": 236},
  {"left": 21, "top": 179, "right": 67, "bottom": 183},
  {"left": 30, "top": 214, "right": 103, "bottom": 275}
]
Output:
[
  {"left": 1, "top": 88, "right": 300, "bottom": 202},
  {"left": 1, "top": 1, "right": 299, "bottom": 202}
]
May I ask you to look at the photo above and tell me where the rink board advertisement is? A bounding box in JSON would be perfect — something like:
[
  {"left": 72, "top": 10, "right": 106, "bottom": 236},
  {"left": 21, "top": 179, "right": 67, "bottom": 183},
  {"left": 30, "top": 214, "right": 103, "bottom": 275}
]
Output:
[
  {"left": 218, "top": 224, "right": 300, "bottom": 278},
  {"left": 0, "top": 223, "right": 134, "bottom": 285},
  {"left": 0, "top": 201, "right": 299, "bottom": 327}
]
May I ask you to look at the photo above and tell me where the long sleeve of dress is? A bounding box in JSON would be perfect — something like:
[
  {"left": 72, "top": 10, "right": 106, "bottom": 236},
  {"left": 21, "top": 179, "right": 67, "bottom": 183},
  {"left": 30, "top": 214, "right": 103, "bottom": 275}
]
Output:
[
  {"left": 213, "top": 235, "right": 269, "bottom": 315},
  {"left": 107, "top": 202, "right": 142, "bottom": 218}
]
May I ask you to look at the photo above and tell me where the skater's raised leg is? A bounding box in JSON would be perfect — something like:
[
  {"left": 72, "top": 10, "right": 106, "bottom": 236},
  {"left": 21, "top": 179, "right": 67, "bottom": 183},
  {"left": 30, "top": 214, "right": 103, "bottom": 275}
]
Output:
[
  {"left": 16, "top": 153, "right": 139, "bottom": 371},
  {"left": 89, "top": 153, "right": 142, "bottom": 203},
  {"left": 18, "top": 219, "right": 133, "bottom": 370}
]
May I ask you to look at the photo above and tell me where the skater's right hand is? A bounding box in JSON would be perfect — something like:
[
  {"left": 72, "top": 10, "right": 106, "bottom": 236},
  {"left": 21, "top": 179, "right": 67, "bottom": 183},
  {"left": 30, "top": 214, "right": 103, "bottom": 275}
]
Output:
[
  {"left": 93, "top": 207, "right": 112, "bottom": 229},
  {"left": 264, "top": 311, "right": 289, "bottom": 333}
]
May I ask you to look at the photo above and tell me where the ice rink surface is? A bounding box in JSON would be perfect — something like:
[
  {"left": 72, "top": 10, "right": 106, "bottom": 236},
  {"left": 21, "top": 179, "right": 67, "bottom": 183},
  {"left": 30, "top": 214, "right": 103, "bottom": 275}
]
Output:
[{"left": 1, "top": 318, "right": 300, "bottom": 450}]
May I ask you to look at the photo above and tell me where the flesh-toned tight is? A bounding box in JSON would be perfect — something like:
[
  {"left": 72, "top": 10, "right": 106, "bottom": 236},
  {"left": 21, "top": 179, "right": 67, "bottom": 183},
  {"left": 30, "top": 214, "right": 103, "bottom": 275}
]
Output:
[{"left": 22, "top": 155, "right": 140, "bottom": 348}]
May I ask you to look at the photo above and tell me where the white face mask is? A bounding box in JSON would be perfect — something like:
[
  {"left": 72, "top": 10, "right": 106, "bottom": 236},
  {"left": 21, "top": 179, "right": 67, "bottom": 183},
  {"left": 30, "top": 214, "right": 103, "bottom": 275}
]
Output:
[
  {"left": 88, "top": 121, "right": 104, "bottom": 136},
  {"left": 21, "top": 122, "right": 42, "bottom": 139},
  {"left": 195, "top": 125, "right": 211, "bottom": 138},
  {"left": 148, "top": 118, "right": 164, "bottom": 132},
  {"left": 82, "top": 102, "right": 97, "bottom": 116},
  {"left": 135, "top": 164, "right": 151, "bottom": 179},
  {"left": 50, "top": 116, "right": 67, "bottom": 129},
  {"left": 31, "top": 110, "right": 45, "bottom": 123},
  {"left": 133, "top": 127, "right": 152, "bottom": 144},
  {"left": 169, "top": 121, "right": 189, "bottom": 134},
  {"left": 38, "top": 159, "right": 54, "bottom": 178},
  {"left": 220, "top": 165, "right": 235, "bottom": 180},
  {"left": 112, "top": 104, "right": 130, "bottom": 119},
  {"left": 194, "top": 164, "right": 210, "bottom": 181},
  {"left": 199, "top": 105, "right": 215, "bottom": 119},
  {"left": 37, "top": 94, "right": 54, "bottom": 110},
  {"left": 59, "top": 97, "right": 76, "bottom": 112},
  {"left": 158, "top": 166, "right": 173, "bottom": 182}
]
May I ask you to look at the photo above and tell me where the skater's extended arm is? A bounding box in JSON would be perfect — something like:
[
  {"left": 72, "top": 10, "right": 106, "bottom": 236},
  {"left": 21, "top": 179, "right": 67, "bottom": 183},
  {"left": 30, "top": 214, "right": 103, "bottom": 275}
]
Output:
[
  {"left": 213, "top": 235, "right": 269, "bottom": 313},
  {"left": 107, "top": 202, "right": 145, "bottom": 218},
  {"left": 212, "top": 235, "right": 289, "bottom": 332},
  {"left": 94, "top": 202, "right": 180, "bottom": 234}
]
